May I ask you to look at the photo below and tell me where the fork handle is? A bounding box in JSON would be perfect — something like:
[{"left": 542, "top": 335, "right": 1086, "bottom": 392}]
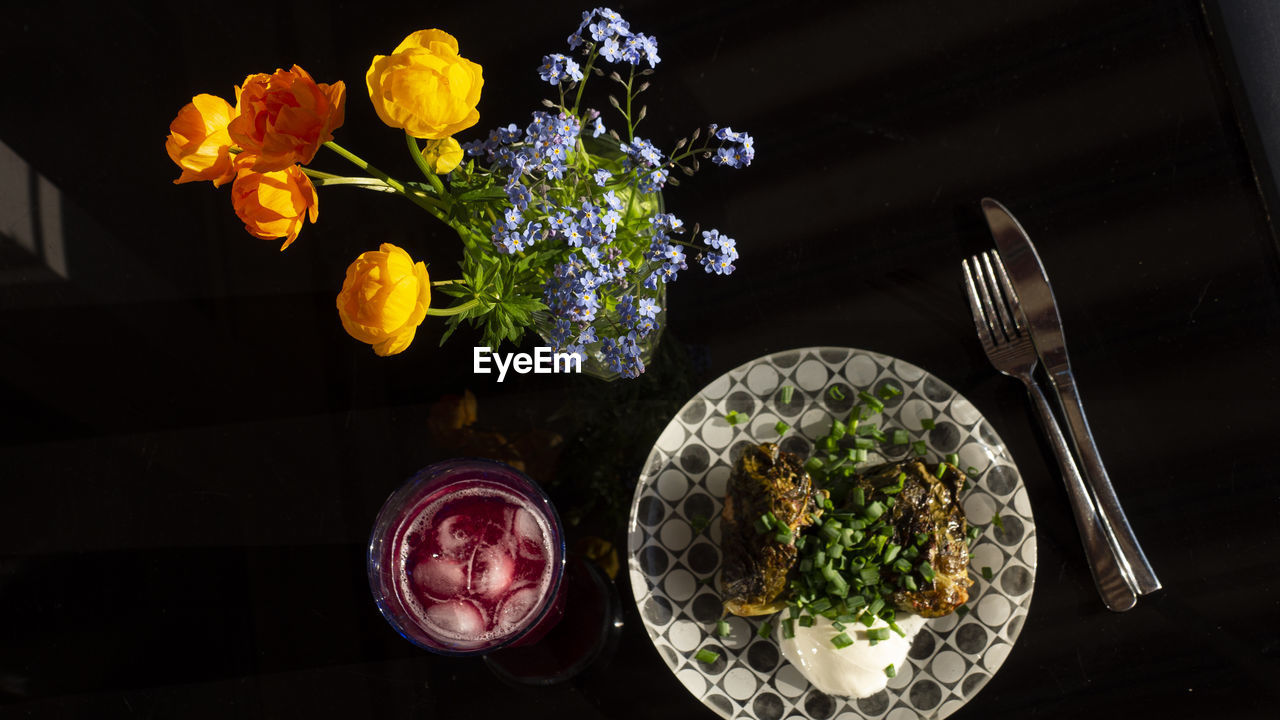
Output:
[
  {"left": 1020, "top": 373, "right": 1137, "bottom": 611},
  {"left": 1050, "top": 372, "right": 1162, "bottom": 595}
]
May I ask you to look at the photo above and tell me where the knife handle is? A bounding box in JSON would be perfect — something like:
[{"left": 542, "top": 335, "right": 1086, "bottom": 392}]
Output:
[
  {"left": 1050, "top": 371, "right": 1163, "bottom": 595},
  {"left": 1021, "top": 374, "right": 1137, "bottom": 611}
]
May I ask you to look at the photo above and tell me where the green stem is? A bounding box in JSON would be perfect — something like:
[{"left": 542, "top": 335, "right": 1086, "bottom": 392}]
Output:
[
  {"left": 406, "top": 133, "right": 447, "bottom": 197},
  {"left": 572, "top": 48, "right": 599, "bottom": 115},
  {"left": 307, "top": 176, "right": 398, "bottom": 193},
  {"left": 431, "top": 279, "right": 466, "bottom": 286},
  {"left": 625, "top": 65, "right": 636, "bottom": 140},
  {"left": 323, "top": 141, "right": 404, "bottom": 192},
  {"left": 299, "top": 168, "right": 345, "bottom": 180},
  {"left": 323, "top": 140, "right": 447, "bottom": 216},
  {"left": 426, "top": 298, "right": 480, "bottom": 317}
]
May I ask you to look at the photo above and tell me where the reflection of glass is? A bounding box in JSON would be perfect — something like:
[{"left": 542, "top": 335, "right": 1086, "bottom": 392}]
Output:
[{"left": 368, "top": 459, "right": 567, "bottom": 655}]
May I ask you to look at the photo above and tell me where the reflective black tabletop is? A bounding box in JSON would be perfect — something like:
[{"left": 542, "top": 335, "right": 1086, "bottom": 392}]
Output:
[{"left": 2, "top": 1, "right": 1278, "bottom": 718}]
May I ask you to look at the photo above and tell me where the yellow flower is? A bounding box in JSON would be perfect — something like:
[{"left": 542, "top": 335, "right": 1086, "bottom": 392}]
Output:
[
  {"left": 165, "top": 93, "right": 238, "bottom": 187},
  {"left": 336, "top": 243, "right": 431, "bottom": 356},
  {"left": 421, "top": 137, "right": 464, "bottom": 174},
  {"left": 366, "top": 29, "right": 483, "bottom": 139},
  {"left": 228, "top": 65, "right": 346, "bottom": 172},
  {"left": 229, "top": 165, "right": 319, "bottom": 250}
]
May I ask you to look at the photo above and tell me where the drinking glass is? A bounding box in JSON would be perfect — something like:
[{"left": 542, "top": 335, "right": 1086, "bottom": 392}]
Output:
[{"left": 367, "top": 458, "right": 568, "bottom": 655}]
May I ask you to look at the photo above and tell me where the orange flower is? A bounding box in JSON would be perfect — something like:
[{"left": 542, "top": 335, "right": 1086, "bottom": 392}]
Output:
[
  {"left": 366, "top": 29, "right": 483, "bottom": 139},
  {"left": 336, "top": 243, "right": 431, "bottom": 356},
  {"left": 230, "top": 165, "right": 319, "bottom": 250},
  {"left": 165, "top": 93, "right": 238, "bottom": 187},
  {"left": 228, "top": 65, "right": 346, "bottom": 172}
]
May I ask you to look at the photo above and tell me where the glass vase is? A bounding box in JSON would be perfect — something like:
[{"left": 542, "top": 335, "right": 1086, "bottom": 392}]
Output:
[
  {"left": 533, "top": 281, "right": 666, "bottom": 382},
  {"left": 531, "top": 135, "right": 667, "bottom": 381}
]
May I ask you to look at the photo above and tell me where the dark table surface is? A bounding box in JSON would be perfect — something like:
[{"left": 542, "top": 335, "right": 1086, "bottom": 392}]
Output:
[{"left": 3, "top": 1, "right": 1279, "bottom": 718}]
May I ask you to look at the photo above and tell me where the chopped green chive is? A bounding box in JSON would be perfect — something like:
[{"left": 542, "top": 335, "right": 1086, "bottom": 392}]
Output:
[
  {"left": 780, "top": 385, "right": 795, "bottom": 404},
  {"left": 991, "top": 512, "right": 1005, "bottom": 530},
  {"left": 831, "top": 632, "right": 854, "bottom": 649},
  {"left": 798, "top": 615, "right": 815, "bottom": 627},
  {"left": 695, "top": 648, "right": 720, "bottom": 664},
  {"left": 690, "top": 514, "right": 710, "bottom": 534},
  {"left": 884, "top": 663, "right": 897, "bottom": 678},
  {"left": 920, "top": 418, "right": 936, "bottom": 430},
  {"left": 957, "top": 605, "right": 970, "bottom": 618},
  {"left": 936, "top": 463, "right": 946, "bottom": 478},
  {"left": 945, "top": 452, "right": 959, "bottom": 465},
  {"left": 724, "top": 411, "right": 746, "bottom": 426},
  {"left": 982, "top": 566, "right": 993, "bottom": 580},
  {"left": 892, "top": 429, "right": 909, "bottom": 445},
  {"left": 912, "top": 441, "right": 927, "bottom": 456},
  {"left": 775, "top": 420, "right": 791, "bottom": 435},
  {"left": 867, "top": 627, "right": 891, "bottom": 642},
  {"left": 919, "top": 562, "right": 937, "bottom": 583},
  {"left": 829, "top": 385, "right": 847, "bottom": 401},
  {"left": 716, "top": 619, "right": 731, "bottom": 637},
  {"left": 758, "top": 621, "right": 773, "bottom": 639},
  {"left": 857, "top": 391, "right": 885, "bottom": 413},
  {"left": 829, "top": 419, "right": 848, "bottom": 441},
  {"left": 966, "top": 466, "right": 980, "bottom": 477},
  {"left": 878, "top": 384, "right": 902, "bottom": 400},
  {"left": 782, "top": 618, "right": 796, "bottom": 639}
]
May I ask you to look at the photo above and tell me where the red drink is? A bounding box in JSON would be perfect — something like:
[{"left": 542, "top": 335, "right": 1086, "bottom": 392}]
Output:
[{"left": 369, "top": 460, "right": 566, "bottom": 654}]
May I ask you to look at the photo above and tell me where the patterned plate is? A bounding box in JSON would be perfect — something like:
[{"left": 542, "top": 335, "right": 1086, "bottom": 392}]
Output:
[{"left": 627, "top": 347, "right": 1036, "bottom": 720}]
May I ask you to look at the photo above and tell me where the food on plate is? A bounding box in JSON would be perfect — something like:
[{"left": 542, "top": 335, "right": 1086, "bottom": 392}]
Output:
[
  {"left": 720, "top": 443, "right": 826, "bottom": 616},
  {"left": 717, "top": 405, "right": 976, "bottom": 698},
  {"left": 781, "top": 612, "right": 926, "bottom": 697},
  {"left": 854, "top": 459, "right": 972, "bottom": 617}
]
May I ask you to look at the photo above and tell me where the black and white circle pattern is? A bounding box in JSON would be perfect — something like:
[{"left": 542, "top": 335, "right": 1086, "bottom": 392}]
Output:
[{"left": 627, "top": 348, "right": 1037, "bottom": 720}]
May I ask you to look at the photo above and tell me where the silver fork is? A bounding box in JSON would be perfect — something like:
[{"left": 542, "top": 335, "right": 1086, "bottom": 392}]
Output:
[{"left": 963, "top": 251, "right": 1137, "bottom": 611}]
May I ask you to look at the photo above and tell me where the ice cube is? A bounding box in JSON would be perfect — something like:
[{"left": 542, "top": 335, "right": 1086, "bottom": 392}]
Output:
[
  {"left": 424, "top": 599, "right": 486, "bottom": 639},
  {"left": 412, "top": 556, "right": 467, "bottom": 600},
  {"left": 470, "top": 544, "right": 516, "bottom": 599},
  {"left": 434, "top": 514, "right": 471, "bottom": 556},
  {"left": 497, "top": 586, "right": 542, "bottom": 629},
  {"left": 512, "top": 508, "right": 545, "bottom": 559}
]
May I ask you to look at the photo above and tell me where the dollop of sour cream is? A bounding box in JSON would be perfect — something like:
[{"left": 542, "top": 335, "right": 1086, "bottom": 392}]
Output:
[{"left": 780, "top": 613, "right": 927, "bottom": 698}]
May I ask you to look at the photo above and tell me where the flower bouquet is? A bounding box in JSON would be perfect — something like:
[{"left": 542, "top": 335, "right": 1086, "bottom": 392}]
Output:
[{"left": 165, "top": 7, "right": 753, "bottom": 379}]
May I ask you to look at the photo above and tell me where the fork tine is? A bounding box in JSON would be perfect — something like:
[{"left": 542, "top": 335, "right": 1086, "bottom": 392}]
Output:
[
  {"left": 968, "top": 254, "right": 1006, "bottom": 344},
  {"left": 961, "top": 258, "right": 997, "bottom": 349},
  {"left": 988, "top": 250, "right": 1026, "bottom": 334},
  {"left": 980, "top": 251, "right": 1018, "bottom": 341}
]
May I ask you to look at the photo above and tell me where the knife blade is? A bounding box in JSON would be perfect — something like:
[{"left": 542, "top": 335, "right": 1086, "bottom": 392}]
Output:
[{"left": 981, "top": 198, "right": 1162, "bottom": 595}]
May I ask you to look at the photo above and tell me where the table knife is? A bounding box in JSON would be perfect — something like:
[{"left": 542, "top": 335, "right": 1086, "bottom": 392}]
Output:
[{"left": 981, "top": 198, "right": 1162, "bottom": 596}]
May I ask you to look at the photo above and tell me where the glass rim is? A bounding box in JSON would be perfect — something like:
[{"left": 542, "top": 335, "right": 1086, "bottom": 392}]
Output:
[{"left": 366, "top": 457, "right": 567, "bottom": 656}]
